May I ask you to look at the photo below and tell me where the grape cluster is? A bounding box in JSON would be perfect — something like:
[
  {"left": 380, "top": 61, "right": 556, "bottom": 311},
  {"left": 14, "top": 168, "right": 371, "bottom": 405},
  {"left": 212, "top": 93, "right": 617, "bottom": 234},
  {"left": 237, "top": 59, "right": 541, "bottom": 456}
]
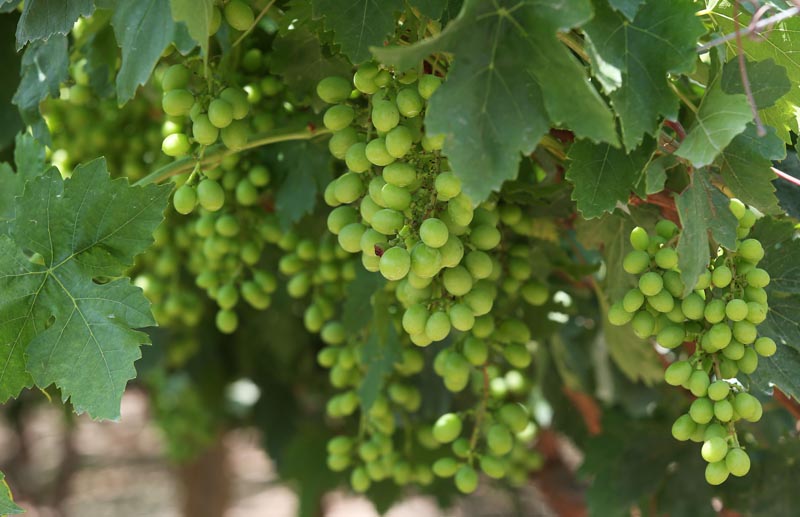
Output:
[{"left": 608, "top": 200, "right": 775, "bottom": 484}]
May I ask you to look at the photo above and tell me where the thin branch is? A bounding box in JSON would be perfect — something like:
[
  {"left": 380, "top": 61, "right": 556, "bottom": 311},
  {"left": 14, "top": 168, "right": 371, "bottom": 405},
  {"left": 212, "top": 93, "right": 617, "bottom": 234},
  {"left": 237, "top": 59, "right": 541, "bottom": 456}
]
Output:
[
  {"left": 733, "top": 1, "right": 767, "bottom": 136},
  {"left": 698, "top": 6, "right": 799, "bottom": 54},
  {"left": 771, "top": 166, "right": 800, "bottom": 188}
]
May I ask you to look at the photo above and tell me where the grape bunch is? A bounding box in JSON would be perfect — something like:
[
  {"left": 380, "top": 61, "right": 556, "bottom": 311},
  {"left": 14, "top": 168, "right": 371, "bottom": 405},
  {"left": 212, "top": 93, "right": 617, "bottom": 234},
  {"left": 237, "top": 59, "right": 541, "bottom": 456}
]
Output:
[{"left": 608, "top": 199, "right": 776, "bottom": 485}]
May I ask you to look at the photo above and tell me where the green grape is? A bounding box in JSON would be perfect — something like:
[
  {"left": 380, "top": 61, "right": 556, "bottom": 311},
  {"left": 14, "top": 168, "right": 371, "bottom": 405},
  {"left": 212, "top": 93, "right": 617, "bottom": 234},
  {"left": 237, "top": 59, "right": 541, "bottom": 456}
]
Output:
[
  {"left": 425, "top": 311, "right": 451, "bottom": 341},
  {"left": 411, "top": 243, "right": 443, "bottom": 278},
  {"left": 739, "top": 210, "right": 756, "bottom": 229},
  {"left": 440, "top": 234, "right": 465, "bottom": 268},
  {"left": 622, "top": 250, "right": 649, "bottom": 274},
  {"left": 379, "top": 246, "right": 411, "bottom": 280},
  {"left": 465, "top": 250, "right": 493, "bottom": 279},
  {"left": 208, "top": 98, "right": 234, "bottom": 129},
  {"left": 729, "top": 198, "right": 746, "bottom": 220},
  {"left": 420, "top": 218, "right": 449, "bottom": 248},
  {"left": 287, "top": 272, "right": 311, "bottom": 298},
  {"left": 487, "top": 424, "right": 513, "bottom": 455},
  {"left": 714, "top": 399, "right": 734, "bottom": 422},
  {"left": 410, "top": 331, "right": 433, "bottom": 347},
  {"left": 656, "top": 219, "right": 678, "bottom": 239},
  {"left": 353, "top": 66, "right": 379, "bottom": 94},
  {"left": 235, "top": 179, "right": 258, "bottom": 206},
  {"left": 360, "top": 196, "right": 381, "bottom": 223},
  {"left": 639, "top": 272, "right": 663, "bottom": 296},
  {"left": 701, "top": 437, "right": 728, "bottom": 463},
  {"left": 719, "top": 357, "right": 739, "bottom": 379},
  {"left": 448, "top": 303, "right": 475, "bottom": 331},
  {"left": 396, "top": 88, "right": 424, "bottom": 117},
  {"left": 385, "top": 126, "right": 413, "bottom": 157},
  {"left": 317, "top": 76, "right": 351, "bottom": 104},
  {"left": 463, "top": 336, "right": 489, "bottom": 365},
  {"left": 162, "top": 89, "right": 194, "bottom": 116},
  {"left": 704, "top": 299, "right": 726, "bottom": 324},
  {"left": 381, "top": 183, "right": 411, "bottom": 210},
  {"left": 192, "top": 114, "right": 219, "bottom": 145},
  {"left": 327, "top": 206, "right": 358, "bottom": 234},
  {"left": 664, "top": 361, "right": 692, "bottom": 386},
  {"left": 738, "top": 239, "right": 764, "bottom": 263},
  {"left": 711, "top": 266, "right": 733, "bottom": 288},
  {"left": 706, "top": 323, "right": 732, "bottom": 352},
  {"left": 521, "top": 281, "right": 548, "bottom": 306},
  {"left": 671, "top": 414, "right": 696, "bottom": 441},
  {"left": 221, "top": 120, "right": 248, "bottom": 150},
  {"left": 662, "top": 270, "right": 685, "bottom": 298},
  {"left": 630, "top": 226, "right": 650, "bottom": 251},
  {"left": 470, "top": 225, "right": 501, "bottom": 250},
  {"left": 418, "top": 74, "right": 442, "bottom": 99},
  {"left": 372, "top": 208, "right": 404, "bottom": 235},
  {"left": 737, "top": 347, "right": 758, "bottom": 374},
  {"left": 689, "top": 370, "right": 710, "bottom": 397},
  {"left": 725, "top": 299, "right": 749, "bottom": 322},
  {"left": 215, "top": 309, "right": 238, "bottom": 334},
  {"left": 480, "top": 456, "right": 506, "bottom": 479},
  {"left": 433, "top": 457, "right": 459, "bottom": 478},
  {"left": 705, "top": 460, "right": 729, "bottom": 485},
  {"left": 197, "top": 179, "right": 225, "bottom": 211},
  {"left": 360, "top": 228, "right": 386, "bottom": 257},
  {"left": 224, "top": 0, "right": 254, "bottom": 30},
  {"left": 726, "top": 448, "right": 751, "bottom": 477},
  {"left": 499, "top": 403, "right": 529, "bottom": 433},
  {"left": 162, "top": 133, "right": 190, "bottom": 157},
  {"left": 746, "top": 268, "right": 770, "bottom": 288},
  {"left": 334, "top": 172, "right": 365, "bottom": 204},
  {"left": 443, "top": 266, "right": 473, "bottom": 296},
  {"left": 608, "top": 302, "right": 634, "bottom": 326},
  {"left": 323, "top": 104, "right": 355, "bottom": 131},
  {"left": 681, "top": 293, "right": 705, "bottom": 320},
  {"left": 754, "top": 336, "right": 777, "bottom": 357},
  {"left": 689, "top": 423, "right": 708, "bottom": 443},
  {"left": 329, "top": 128, "right": 359, "bottom": 160},
  {"left": 657, "top": 325, "right": 685, "bottom": 349},
  {"left": 383, "top": 162, "right": 416, "bottom": 186},
  {"left": 365, "top": 138, "right": 395, "bottom": 166},
  {"left": 433, "top": 413, "right": 463, "bottom": 443},
  {"left": 455, "top": 465, "right": 478, "bottom": 494},
  {"left": 648, "top": 290, "right": 675, "bottom": 313},
  {"left": 162, "top": 64, "right": 190, "bottom": 91},
  {"left": 338, "top": 223, "right": 366, "bottom": 253},
  {"left": 629, "top": 311, "right": 654, "bottom": 338},
  {"left": 744, "top": 286, "right": 768, "bottom": 304},
  {"left": 708, "top": 380, "right": 730, "bottom": 401},
  {"left": 745, "top": 302, "right": 767, "bottom": 325},
  {"left": 722, "top": 340, "right": 746, "bottom": 360},
  {"left": 447, "top": 193, "right": 475, "bottom": 227},
  {"left": 350, "top": 467, "right": 371, "bottom": 493},
  {"left": 654, "top": 247, "right": 678, "bottom": 269},
  {"left": 503, "top": 343, "right": 531, "bottom": 369},
  {"left": 435, "top": 171, "right": 462, "bottom": 200},
  {"left": 464, "top": 287, "right": 494, "bottom": 316},
  {"left": 219, "top": 87, "right": 249, "bottom": 120},
  {"left": 372, "top": 100, "right": 400, "bottom": 132},
  {"left": 173, "top": 185, "right": 197, "bottom": 215},
  {"left": 695, "top": 269, "right": 712, "bottom": 290},
  {"left": 689, "top": 397, "right": 714, "bottom": 424},
  {"left": 215, "top": 214, "right": 240, "bottom": 237},
  {"left": 733, "top": 392, "right": 760, "bottom": 421},
  {"left": 733, "top": 320, "right": 757, "bottom": 344}
]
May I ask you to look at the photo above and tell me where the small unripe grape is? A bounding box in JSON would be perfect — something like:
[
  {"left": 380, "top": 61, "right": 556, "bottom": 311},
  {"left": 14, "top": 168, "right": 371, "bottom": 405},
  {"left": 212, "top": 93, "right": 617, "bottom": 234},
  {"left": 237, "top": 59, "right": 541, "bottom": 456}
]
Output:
[
  {"left": 220, "top": 87, "right": 249, "bottom": 120},
  {"left": 435, "top": 171, "right": 462, "bottom": 200},
  {"left": 648, "top": 290, "right": 674, "bottom": 313},
  {"left": 746, "top": 268, "right": 770, "bottom": 288},
  {"left": 654, "top": 247, "right": 678, "bottom": 269},
  {"left": 733, "top": 392, "right": 760, "bottom": 421},
  {"left": 432, "top": 457, "right": 459, "bottom": 478},
  {"left": 706, "top": 323, "right": 732, "bottom": 352},
  {"left": 638, "top": 272, "right": 663, "bottom": 296},
  {"left": 656, "top": 325, "right": 684, "bottom": 349},
  {"left": 623, "top": 250, "right": 650, "bottom": 274},
  {"left": 704, "top": 299, "right": 726, "bottom": 324},
  {"left": 372, "top": 208, "right": 404, "bottom": 236},
  {"left": 317, "top": 76, "right": 351, "bottom": 104},
  {"left": 462, "top": 336, "right": 488, "bottom": 365},
  {"left": 411, "top": 243, "right": 443, "bottom": 278},
  {"left": 338, "top": 223, "right": 366, "bottom": 253},
  {"left": 729, "top": 198, "right": 746, "bottom": 220},
  {"left": 470, "top": 225, "right": 501, "bottom": 250},
  {"left": 464, "top": 287, "right": 494, "bottom": 316},
  {"left": 664, "top": 361, "right": 692, "bottom": 386},
  {"left": 216, "top": 309, "right": 238, "bottom": 334},
  {"left": 197, "top": 179, "right": 225, "bottom": 211},
  {"left": 162, "top": 133, "right": 190, "bottom": 157},
  {"left": 192, "top": 114, "right": 219, "bottom": 145},
  {"left": 465, "top": 250, "right": 493, "bottom": 280},
  {"left": 745, "top": 302, "right": 767, "bottom": 324},
  {"left": 418, "top": 74, "right": 442, "bottom": 99},
  {"left": 385, "top": 125, "right": 413, "bottom": 157},
  {"left": 656, "top": 219, "right": 678, "bottom": 239},
  {"left": 521, "top": 281, "right": 548, "bottom": 306},
  {"left": 353, "top": 66, "right": 379, "bottom": 94},
  {"left": 221, "top": 120, "right": 248, "bottom": 150},
  {"left": 725, "top": 299, "right": 749, "bottom": 322},
  {"left": 737, "top": 347, "right": 758, "bottom": 374},
  {"left": 708, "top": 380, "right": 731, "bottom": 401},
  {"left": 328, "top": 127, "right": 359, "bottom": 160},
  {"left": 738, "top": 239, "right": 764, "bottom": 263},
  {"left": 380, "top": 183, "right": 411, "bottom": 210},
  {"left": 608, "top": 301, "right": 633, "bottom": 326},
  {"left": 719, "top": 357, "right": 739, "bottom": 379},
  {"left": 433, "top": 413, "right": 462, "bottom": 443},
  {"left": 754, "top": 336, "right": 776, "bottom": 357},
  {"left": 323, "top": 104, "right": 354, "bottom": 131},
  {"left": 689, "top": 370, "right": 710, "bottom": 397},
  {"left": 726, "top": 448, "right": 751, "bottom": 477},
  {"left": 447, "top": 193, "right": 474, "bottom": 226},
  {"left": 712, "top": 266, "right": 733, "bottom": 288},
  {"left": 350, "top": 467, "right": 371, "bottom": 493},
  {"left": 702, "top": 437, "right": 729, "bottom": 463},
  {"left": 455, "top": 465, "right": 478, "bottom": 494},
  {"left": 722, "top": 340, "right": 745, "bottom": 360},
  {"left": 681, "top": 293, "right": 705, "bottom": 320},
  {"left": 714, "top": 399, "right": 734, "bottom": 421},
  {"left": 448, "top": 303, "right": 475, "bottom": 331},
  {"left": 382, "top": 162, "right": 416, "bottom": 187},
  {"left": 396, "top": 87, "right": 424, "bottom": 117},
  {"left": 705, "top": 460, "right": 729, "bottom": 485},
  {"left": 162, "top": 89, "right": 194, "bottom": 116},
  {"left": 671, "top": 414, "right": 696, "bottom": 441},
  {"left": 365, "top": 137, "right": 395, "bottom": 166},
  {"left": 208, "top": 99, "right": 234, "bottom": 129},
  {"left": 425, "top": 311, "right": 451, "bottom": 341},
  {"left": 372, "top": 100, "right": 400, "bottom": 132},
  {"left": 689, "top": 397, "right": 714, "bottom": 424},
  {"left": 739, "top": 209, "right": 757, "bottom": 229},
  {"left": 439, "top": 235, "right": 465, "bottom": 268},
  {"left": 420, "top": 218, "right": 449, "bottom": 248},
  {"left": 379, "top": 246, "right": 411, "bottom": 280},
  {"left": 162, "top": 64, "right": 190, "bottom": 91},
  {"left": 334, "top": 172, "right": 364, "bottom": 204},
  {"left": 630, "top": 226, "right": 650, "bottom": 251},
  {"left": 443, "top": 266, "right": 473, "bottom": 297},
  {"left": 327, "top": 206, "right": 358, "bottom": 234},
  {"left": 235, "top": 179, "right": 258, "bottom": 206},
  {"left": 173, "top": 185, "right": 197, "bottom": 215},
  {"left": 215, "top": 214, "right": 239, "bottom": 237},
  {"left": 733, "top": 320, "right": 757, "bottom": 344},
  {"left": 224, "top": 0, "right": 254, "bottom": 30}
]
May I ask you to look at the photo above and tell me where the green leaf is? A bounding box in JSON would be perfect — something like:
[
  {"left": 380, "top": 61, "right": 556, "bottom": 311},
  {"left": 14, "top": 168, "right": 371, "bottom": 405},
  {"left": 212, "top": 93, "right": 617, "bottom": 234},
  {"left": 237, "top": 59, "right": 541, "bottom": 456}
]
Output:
[
  {"left": 342, "top": 266, "right": 385, "bottom": 334},
  {"left": 0, "top": 471, "right": 23, "bottom": 515},
  {"left": 15, "top": 0, "right": 94, "bottom": 49},
  {"left": 583, "top": 0, "right": 705, "bottom": 149},
  {"left": 12, "top": 34, "right": 69, "bottom": 144},
  {"left": 675, "top": 80, "right": 753, "bottom": 168},
  {"left": 565, "top": 139, "right": 654, "bottom": 219},
  {"left": 749, "top": 343, "right": 800, "bottom": 401},
  {"left": 0, "top": 159, "right": 171, "bottom": 419},
  {"left": 0, "top": 132, "right": 47, "bottom": 224},
  {"left": 721, "top": 58, "right": 791, "bottom": 109},
  {"left": 270, "top": 27, "right": 351, "bottom": 111},
  {"left": 716, "top": 125, "right": 784, "bottom": 215},
  {"left": 603, "top": 321, "right": 663, "bottom": 386},
  {"left": 608, "top": 0, "right": 645, "bottom": 20},
  {"left": 0, "top": 14, "right": 23, "bottom": 149},
  {"left": 633, "top": 155, "right": 679, "bottom": 197},
  {"left": 675, "top": 169, "right": 738, "bottom": 294},
  {"left": 409, "top": 0, "right": 447, "bottom": 19},
  {"left": 312, "top": 0, "right": 404, "bottom": 63},
  {"left": 1, "top": 1, "right": 20, "bottom": 13},
  {"left": 169, "top": 0, "right": 214, "bottom": 59},
  {"left": 380, "top": 0, "right": 617, "bottom": 202},
  {"left": 112, "top": 0, "right": 178, "bottom": 104},
  {"left": 358, "top": 293, "right": 401, "bottom": 413}
]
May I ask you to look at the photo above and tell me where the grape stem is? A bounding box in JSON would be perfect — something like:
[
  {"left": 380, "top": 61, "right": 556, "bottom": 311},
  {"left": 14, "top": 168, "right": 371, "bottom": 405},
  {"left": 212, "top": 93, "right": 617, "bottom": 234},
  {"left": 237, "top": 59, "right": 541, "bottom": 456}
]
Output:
[
  {"left": 134, "top": 125, "right": 331, "bottom": 186},
  {"left": 698, "top": 5, "right": 799, "bottom": 54},
  {"left": 733, "top": 1, "right": 767, "bottom": 137},
  {"left": 467, "top": 366, "right": 490, "bottom": 460},
  {"left": 771, "top": 166, "right": 800, "bottom": 188}
]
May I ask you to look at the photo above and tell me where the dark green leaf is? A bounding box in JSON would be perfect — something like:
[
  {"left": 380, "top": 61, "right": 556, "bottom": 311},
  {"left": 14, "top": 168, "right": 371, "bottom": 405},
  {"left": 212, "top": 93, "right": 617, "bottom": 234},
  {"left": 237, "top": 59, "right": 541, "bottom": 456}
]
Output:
[
  {"left": 409, "top": 0, "right": 447, "bottom": 19},
  {"left": 12, "top": 34, "right": 69, "bottom": 144},
  {"left": 0, "top": 160, "right": 171, "bottom": 419},
  {"left": 634, "top": 155, "right": 679, "bottom": 197},
  {"left": 358, "top": 293, "right": 401, "bottom": 413},
  {"left": 0, "top": 14, "right": 23, "bottom": 149},
  {"left": 0, "top": 1, "right": 20, "bottom": 13},
  {"left": 721, "top": 58, "right": 791, "bottom": 109},
  {"left": 583, "top": 0, "right": 706, "bottom": 149},
  {"left": 608, "top": 0, "right": 645, "bottom": 20},
  {"left": 342, "top": 266, "right": 385, "bottom": 334},
  {"left": 716, "top": 125, "right": 784, "bottom": 215},
  {"left": 749, "top": 344, "right": 800, "bottom": 401},
  {"left": 753, "top": 217, "right": 800, "bottom": 297},
  {"left": 0, "top": 132, "right": 47, "bottom": 224},
  {"left": 675, "top": 169, "right": 738, "bottom": 294},
  {"left": 170, "top": 0, "right": 214, "bottom": 58},
  {"left": 675, "top": 81, "right": 752, "bottom": 168},
  {"left": 566, "top": 139, "right": 654, "bottom": 218},
  {"left": 15, "top": 0, "right": 94, "bottom": 49},
  {"left": 112, "top": 0, "right": 177, "bottom": 104},
  {"left": 312, "top": 0, "right": 403, "bottom": 63},
  {"left": 0, "top": 471, "right": 23, "bottom": 515}
]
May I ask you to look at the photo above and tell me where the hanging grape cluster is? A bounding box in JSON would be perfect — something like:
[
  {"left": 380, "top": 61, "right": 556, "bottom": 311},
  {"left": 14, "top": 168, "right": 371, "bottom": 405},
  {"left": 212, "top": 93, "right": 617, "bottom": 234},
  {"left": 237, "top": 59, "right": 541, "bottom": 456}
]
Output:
[{"left": 608, "top": 200, "right": 775, "bottom": 484}]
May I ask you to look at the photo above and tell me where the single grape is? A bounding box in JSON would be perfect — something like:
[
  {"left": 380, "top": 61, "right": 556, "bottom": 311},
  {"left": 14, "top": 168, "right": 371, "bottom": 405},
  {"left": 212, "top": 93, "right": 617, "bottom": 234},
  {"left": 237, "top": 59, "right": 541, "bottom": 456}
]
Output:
[
  {"left": 746, "top": 268, "right": 770, "bottom": 288},
  {"left": 705, "top": 461, "right": 729, "bottom": 485},
  {"left": 725, "top": 299, "right": 749, "bottom": 322},
  {"left": 631, "top": 311, "right": 655, "bottom": 338},
  {"left": 385, "top": 126, "right": 413, "bottom": 158},
  {"left": 708, "top": 380, "right": 730, "bottom": 401},
  {"left": 350, "top": 467, "right": 371, "bottom": 493},
  {"left": 440, "top": 234, "right": 465, "bottom": 268},
  {"left": 162, "top": 89, "right": 194, "bottom": 117},
  {"left": 688, "top": 370, "right": 710, "bottom": 397},
  {"left": 521, "top": 281, "right": 548, "bottom": 306},
  {"left": 379, "top": 246, "right": 411, "bottom": 280},
  {"left": 433, "top": 413, "right": 463, "bottom": 443},
  {"left": 425, "top": 311, "right": 451, "bottom": 341},
  {"left": 443, "top": 266, "right": 473, "bottom": 297},
  {"left": 317, "top": 76, "right": 351, "bottom": 104},
  {"left": 334, "top": 172, "right": 365, "bottom": 204},
  {"left": 173, "top": 185, "right": 197, "bottom": 215},
  {"left": 608, "top": 302, "right": 634, "bottom": 326},
  {"left": 197, "top": 179, "right": 225, "bottom": 211},
  {"left": 208, "top": 98, "right": 234, "bottom": 129},
  {"left": 689, "top": 397, "right": 714, "bottom": 424},
  {"left": 726, "top": 448, "right": 751, "bottom": 477},
  {"left": 411, "top": 243, "right": 443, "bottom": 278},
  {"left": 714, "top": 399, "right": 734, "bottom": 422},
  {"left": 327, "top": 206, "right": 358, "bottom": 234},
  {"left": 372, "top": 100, "right": 400, "bottom": 132},
  {"left": 639, "top": 271, "right": 663, "bottom": 296},
  {"left": 448, "top": 303, "right": 475, "bottom": 331},
  {"left": 754, "top": 336, "right": 777, "bottom": 357},
  {"left": 657, "top": 325, "right": 685, "bottom": 349},
  {"left": 648, "top": 290, "right": 675, "bottom": 313},
  {"left": 738, "top": 239, "right": 764, "bottom": 263},
  {"left": 630, "top": 226, "right": 650, "bottom": 251},
  {"left": 487, "top": 423, "right": 513, "bottom": 455},
  {"left": 664, "top": 361, "right": 692, "bottom": 386},
  {"left": 162, "top": 64, "right": 190, "bottom": 91},
  {"left": 435, "top": 171, "right": 462, "bottom": 200},
  {"left": 463, "top": 336, "right": 488, "bottom": 365},
  {"left": 365, "top": 137, "right": 395, "bottom": 166},
  {"left": 420, "top": 218, "right": 449, "bottom": 248},
  {"left": 729, "top": 198, "right": 746, "bottom": 220},
  {"left": 702, "top": 437, "right": 729, "bottom": 463},
  {"left": 162, "top": 133, "right": 190, "bottom": 157},
  {"left": 656, "top": 219, "right": 678, "bottom": 239},
  {"left": 623, "top": 250, "right": 650, "bottom": 274},
  {"left": 323, "top": 104, "right": 355, "bottom": 131},
  {"left": 712, "top": 266, "right": 733, "bottom": 288},
  {"left": 455, "top": 465, "right": 478, "bottom": 494},
  {"left": 737, "top": 347, "right": 758, "bottom": 374},
  {"left": 224, "top": 0, "right": 254, "bottom": 30},
  {"left": 220, "top": 87, "right": 249, "bottom": 120},
  {"left": 221, "top": 120, "right": 248, "bottom": 150},
  {"left": 216, "top": 309, "right": 238, "bottom": 334},
  {"left": 671, "top": 414, "right": 696, "bottom": 441},
  {"left": 192, "top": 114, "right": 219, "bottom": 146},
  {"left": 338, "top": 223, "right": 366, "bottom": 253},
  {"left": 418, "top": 74, "right": 442, "bottom": 99},
  {"left": 722, "top": 340, "right": 746, "bottom": 360},
  {"left": 733, "top": 392, "right": 760, "bottom": 421},
  {"left": 433, "top": 458, "right": 459, "bottom": 478},
  {"left": 655, "top": 247, "right": 678, "bottom": 269},
  {"left": 381, "top": 183, "right": 411, "bottom": 210},
  {"left": 733, "top": 320, "right": 757, "bottom": 344},
  {"left": 372, "top": 208, "right": 404, "bottom": 235},
  {"left": 704, "top": 299, "right": 726, "bottom": 324},
  {"left": 745, "top": 302, "right": 767, "bottom": 324},
  {"left": 681, "top": 293, "right": 705, "bottom": 320},
  {"left": 662, "top": 270, "right": 685, "bottom": 298}
]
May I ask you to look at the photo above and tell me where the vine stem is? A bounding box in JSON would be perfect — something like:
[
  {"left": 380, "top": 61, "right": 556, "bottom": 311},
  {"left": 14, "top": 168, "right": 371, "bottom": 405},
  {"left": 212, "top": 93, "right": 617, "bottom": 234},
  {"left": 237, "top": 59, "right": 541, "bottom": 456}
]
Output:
[
  {"left": 468, "top": 366, "right": 490, "bottom": 460},
  {"left": 698, "top": 6, "right": 799, "bottom": 54},
  {"left": 134, "top": 125, "right": 330, "bottom": 186},
  {"left": 733, "top": 1, "right": 767, "bottom": 136},
  {"left": 771, "top": 166, "right": 800, "bottom": 188}
]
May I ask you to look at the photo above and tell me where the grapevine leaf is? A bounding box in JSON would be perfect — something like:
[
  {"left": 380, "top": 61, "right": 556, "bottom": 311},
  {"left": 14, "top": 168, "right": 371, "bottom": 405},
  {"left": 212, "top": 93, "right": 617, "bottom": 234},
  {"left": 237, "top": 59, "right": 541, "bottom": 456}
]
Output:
[
  {"left": 675, "top": 81, "right": 752, "bottom": 168},
  {"left": 583, "top": 0, "right": 705, "bottom": 149},
  {"left": 15, "top": 0, "right": 94, "bottom": 50},
  {"left": 608, "top": 0, "right": 645, "bottom": 20},
  {"left": 342, "top": 266, "right": 386, "bottom": 334},
  {"left": 603, "top": 321, "right": 664, "bottom": 386},
  {"left": 111, "top": 0, "right": 177, "bottom": 104},
  {"left": 720, "top": 58, "right": 791, "bottom": 109},
  {"left": 675, "top": 169, "right": 738, "bottom": 294},
  {"left": 749, "top": 339, "right": 800, "bottom": 401},
  {"left": 716, "top": 125, "right": 784, "bottom": 215},
  {"left": 0, "top": 132, "right": 47, "bottom": 224},
  {"left": 565, "top": 139, "right": 654, "bottom": 219},
  {"left": 0, "top": 160, "right": 171, "bottom": 419},
  {"left": 271, "top": 27, "right": 351, "bottom": 111},
  {"left": 0, "top": 1, "right": 20, "bottom": 13},
  {"left": 0, "top": 471, "right": 23, "bottom": 515},
  {"left": 311, "top": 0, "right": 404, "bottom": 63},
  {"left": 409, "top": 0, "right": 447, "bottom": 19},
  {"left": 774, "top": 153, "right": 800, "bottom": 219},
  {"left": 169, "top": 0, "right": 214, "bottom": 59},
  {"left": 0, "top": 14, "right": 23, "bottom": 149},
  {"left": 633, "top": 155, "right": 679, "bottom": 197},
  {"left": 358, "top": 293, "right": 401, "bottom": 413},
  {"left": 381, "top": 0, "right": 617, "bottom": 202},
  {"left": 12, "top": 34, "right": 69, "bottom": 144}
]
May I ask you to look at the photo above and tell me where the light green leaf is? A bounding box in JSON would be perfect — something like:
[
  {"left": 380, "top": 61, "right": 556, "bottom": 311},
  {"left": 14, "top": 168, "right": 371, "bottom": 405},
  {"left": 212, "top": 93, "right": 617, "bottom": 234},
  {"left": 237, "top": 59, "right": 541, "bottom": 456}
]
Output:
[
  {"left": 675, "top": 169, "right": 738, "bottom": 294},
  {"left": 634, "top": 155, "right": 679, "bottom": 197},
  {"left": 720, "top": 58, "right": 791, "bottom": 109},
  {"left": 566, "top": 139, "right": 654, "bottom": 219},
  {"left": 112, "top": 0, "right": 178, "bottom": 104},
  {"left": 170, "top": 0, "right": 214, "bottom": 59},
  {"left": 0, "top": 159, "right": 171, "bottom": 419},
  {"left": 312, "top": 0, "right": 404, "bottom": 63},
  {"left": 0, "top": 471, "right": 23, "bottom": 515},
  {"left": 716, "top": 125, "right": 784, "bottom": 215},
  {"left": 603, "top": 322, "right": 664, "bottom": 386},
  {"left": 15, "top": 0, "right": 94, "bottom": 49},
  {"left": 12, "top": 34, "right": 69, "bottom": 144},
  {"left": 583, "top": 0, "right": 706, "bottom": 149},
  {"left": 675, "top": 81, "right": 752, "bottom": 168}
]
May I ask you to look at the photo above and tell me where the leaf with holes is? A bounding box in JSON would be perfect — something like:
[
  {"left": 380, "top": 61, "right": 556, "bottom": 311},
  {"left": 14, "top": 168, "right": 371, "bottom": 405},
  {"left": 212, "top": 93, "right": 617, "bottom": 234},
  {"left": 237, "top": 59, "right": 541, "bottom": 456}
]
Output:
[{"left": 0, "top": 159, "right": 171, "bottom": 419}]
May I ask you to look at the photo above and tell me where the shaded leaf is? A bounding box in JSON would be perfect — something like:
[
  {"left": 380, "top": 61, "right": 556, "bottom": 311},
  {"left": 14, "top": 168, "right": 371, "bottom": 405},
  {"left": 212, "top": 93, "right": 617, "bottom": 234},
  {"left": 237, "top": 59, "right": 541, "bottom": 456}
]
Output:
[
  {"left": 170, "top": 0, "right": 214, "bottom": 59},
  {"left": 608, "top": 0, "right": 645, "bottom": 20},
  {"left": 721, "top": 58, "right": 791, "bottom": 109},
  {"left": 312, "top": 0, "right": 403, "bottom": 63},
  {"left": 0, "top": 132, "right": 47, "bottom": 224},
  {"left": 342, "top": 266, "right": 385, "bottom": 334},
  {"left": 0, "top": 14, "right": 23, "bottom": 149},
  {"left": 358, "top": 293, "right": 401, "bottom": 413},
  {"left": 15, "top": 0, "right": 94, "bottom": 49},
  {"left": 749, "top": 344, "right": 800, "bottom": 401}
]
